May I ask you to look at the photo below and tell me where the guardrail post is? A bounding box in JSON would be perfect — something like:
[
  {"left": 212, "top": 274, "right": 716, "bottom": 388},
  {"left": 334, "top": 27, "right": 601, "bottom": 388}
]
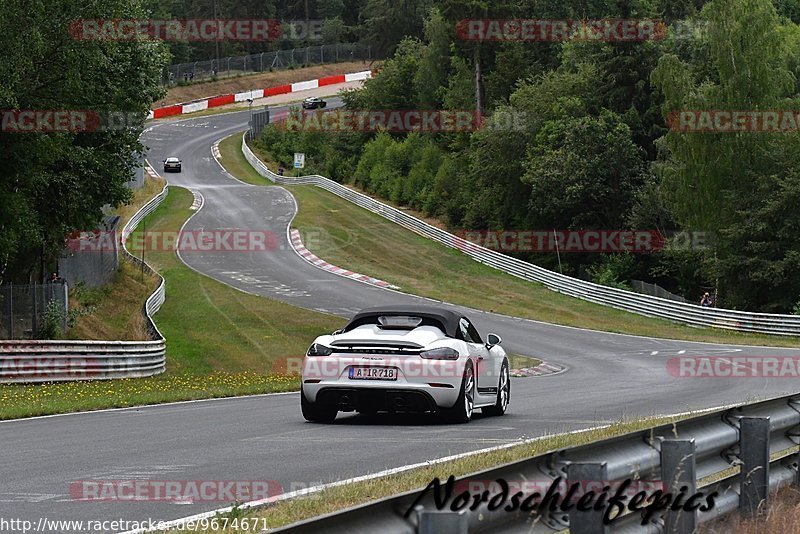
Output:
[
  {"left": 7, "top": 283, "right": 12, "bottom": 338},
  {"left": 567, "top": 462, "right": 608, "bottom": 534},
  {"left": 740, "top": 416, "right": 770, "bottom": 518},
  {"left": 414, "top": 507, "right": 467, "bottom": 534},
  {"left": 661, "top": 439, "right": 696, "bottom": 533},
  {"left": 31, "top": 284, "right": 37, "bottom": 335},
  {"left": 61, "top": 282, "right": 69, "bottom": 331}
]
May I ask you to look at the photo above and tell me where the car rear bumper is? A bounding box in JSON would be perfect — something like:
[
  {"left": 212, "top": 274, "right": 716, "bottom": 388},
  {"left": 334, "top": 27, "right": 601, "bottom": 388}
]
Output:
[
  {"left": 301, "top": 355, "right": 470, "bottom": 411},
  {"left": 314, "top": 387, "right": 440, "bottom": 413},
  {"left": 303, "top": 380, "right": 459, "bottom": 411}
]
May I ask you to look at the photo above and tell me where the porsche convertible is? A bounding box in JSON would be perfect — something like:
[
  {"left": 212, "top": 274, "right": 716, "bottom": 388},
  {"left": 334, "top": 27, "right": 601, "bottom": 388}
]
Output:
[{"left": 300, "top": 305, "right": 510, "bottom": 423}]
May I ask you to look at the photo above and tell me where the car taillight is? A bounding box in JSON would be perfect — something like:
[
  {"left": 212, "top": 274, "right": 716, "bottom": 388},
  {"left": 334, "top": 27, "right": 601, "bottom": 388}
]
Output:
[
  {"left": 306, "top": 343, "right": 333, "bottom": 357},
  {"left": 419, "top": 347, "right": 460, "bottom": 360}
]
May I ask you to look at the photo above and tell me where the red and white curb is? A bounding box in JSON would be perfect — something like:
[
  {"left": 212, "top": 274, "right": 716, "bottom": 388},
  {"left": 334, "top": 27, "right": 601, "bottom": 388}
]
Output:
[
  {"left": 148, "top": 70, "right": 372, "bottom": 120},
  {"left": 189, "top": 190, "right": 204, "bottom": 211},
  {"left": 511, "top": 360, "right": 566, "bottom": 377},
  {"left": 211, "top": 140, "right": 222, "bottom": 160},
  {"left": 289, "top": 229, "right": 399, "bottom": 290}
]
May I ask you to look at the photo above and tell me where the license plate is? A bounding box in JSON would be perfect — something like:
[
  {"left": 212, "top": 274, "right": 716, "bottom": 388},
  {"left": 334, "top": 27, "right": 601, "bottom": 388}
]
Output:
[{"left": 348, "top": 366, "right": 397, "bottom": 381}]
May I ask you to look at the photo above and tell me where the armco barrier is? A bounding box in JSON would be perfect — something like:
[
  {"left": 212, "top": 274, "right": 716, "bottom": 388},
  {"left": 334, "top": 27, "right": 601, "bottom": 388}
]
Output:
[
  {"left": 275, "top": 394, "right": 800, "bottom": 533},
  {"left": 0, "top": 181, "right": 168, "bottom": 383},
  {"left": 148, "top": 70, "right": 372, "bottom": 120},
  {"left": 242, "top": 134, "right": 800, "bottom": 336}
]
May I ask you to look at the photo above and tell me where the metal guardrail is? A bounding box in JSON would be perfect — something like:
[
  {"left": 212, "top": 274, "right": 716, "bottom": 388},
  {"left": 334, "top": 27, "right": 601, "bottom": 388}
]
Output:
[
  {"left": 277, "top": 394, "right": 800, "bottom": 533},
  {"left": 0, "top": 183, "right": 168, "bottom": 383},
  {"left": 242, "top": 135, "right": 800, "bottom": 336},
  {"left": 119, "top": 182, "right": 169, "bottom": 342}
]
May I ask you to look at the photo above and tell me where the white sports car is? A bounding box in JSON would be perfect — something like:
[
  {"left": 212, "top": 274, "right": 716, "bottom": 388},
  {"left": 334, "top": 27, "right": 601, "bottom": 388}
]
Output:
[{"left": 301, "top": 305, "right": 510, "bottom": 423}]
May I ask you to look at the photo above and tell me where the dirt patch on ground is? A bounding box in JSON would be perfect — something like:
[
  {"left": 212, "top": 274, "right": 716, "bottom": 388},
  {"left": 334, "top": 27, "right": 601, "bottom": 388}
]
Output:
[{"left": 158, "top": 61, "right": 373, "bottom": 106}]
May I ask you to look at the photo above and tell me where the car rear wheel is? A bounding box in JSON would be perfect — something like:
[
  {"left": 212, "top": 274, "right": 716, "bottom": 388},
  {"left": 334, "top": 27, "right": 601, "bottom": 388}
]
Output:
[
  {"left": 442, "top": 362, "right": 474, "bottom": 424},
  {"left": 301, "top": 388, "right": 337, "bottom": 423},
  {"left": 482, "top": 360, "right": 510, "bottom": 416}
]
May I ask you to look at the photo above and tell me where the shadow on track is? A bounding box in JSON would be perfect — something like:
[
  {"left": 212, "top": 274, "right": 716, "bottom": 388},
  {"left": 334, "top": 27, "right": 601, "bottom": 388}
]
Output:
[{"left": 321, "top": 411, "right": 499, "bottom": 427}]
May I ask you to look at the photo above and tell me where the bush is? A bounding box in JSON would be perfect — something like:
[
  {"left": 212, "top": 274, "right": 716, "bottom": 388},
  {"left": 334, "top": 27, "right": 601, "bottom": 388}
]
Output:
[
  {"left": 586, "top": 254, "right": 636, "bottom": 290},
  {"left": 37, "top": 299, "right": 66, "bottom": 340}
]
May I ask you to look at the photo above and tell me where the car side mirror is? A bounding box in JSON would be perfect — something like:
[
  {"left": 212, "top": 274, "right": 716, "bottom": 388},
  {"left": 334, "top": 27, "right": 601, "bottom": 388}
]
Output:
[
  {"left": 486, "top": 333, "right": 501, "bottom": 348},
  {"left": 332, "top": 329, "right": 343, "bottom": 335}
]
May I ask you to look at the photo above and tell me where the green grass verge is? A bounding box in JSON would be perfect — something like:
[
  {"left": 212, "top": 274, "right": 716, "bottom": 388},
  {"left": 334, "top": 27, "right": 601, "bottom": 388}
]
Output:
[
  {"left": 132, "top": 187, "right": 341, "bottom": 376},
  {"left": 0, "top": 185, "right": 343, "bottom": 420},
  {"left": 67, "top": 260, "right": 157, "bottom": 341},
  {"left": 508, "top": 353, "right": 543, "bottom": 371},
  {"left": 218, "top": 132, "right": 799, "bottom": 348},
  {"left": 68, "top": 177, "right": 167, "bottom": 341},
  {"left": 0, "top": 373, "right": 296, "bottom": 421}
]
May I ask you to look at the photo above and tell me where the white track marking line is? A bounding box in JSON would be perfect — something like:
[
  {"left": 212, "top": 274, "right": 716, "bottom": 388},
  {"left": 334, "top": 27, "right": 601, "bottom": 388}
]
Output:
[
  {"left": 0, "top": 391, "right": 298, "bottom": 424},
  {"left": 119, "top": 401, "right": 745, "bottom": 534}
]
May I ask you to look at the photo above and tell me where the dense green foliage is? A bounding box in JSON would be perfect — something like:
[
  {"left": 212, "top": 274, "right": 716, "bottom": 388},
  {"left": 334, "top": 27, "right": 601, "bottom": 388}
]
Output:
[
  {"left": 145, "top": 0, "right": 420, "bottom": 62},
  {"left": 255, "top": 0, "right": 800, "bottom": 312},
  {"left": 0, "top": 0, "right": 167, "bottom": 283}
]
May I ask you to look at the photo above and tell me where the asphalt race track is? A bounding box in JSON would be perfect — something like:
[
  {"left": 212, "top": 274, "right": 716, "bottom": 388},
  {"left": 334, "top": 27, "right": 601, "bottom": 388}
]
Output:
[{"left": 2, "top": 102, "right": 799, "bottom": 531}]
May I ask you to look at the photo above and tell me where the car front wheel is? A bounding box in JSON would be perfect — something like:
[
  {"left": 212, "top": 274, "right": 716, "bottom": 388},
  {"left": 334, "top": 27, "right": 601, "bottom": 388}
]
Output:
[
  {"left": 442, "top": 361, "right": 474, "bottom": 424},
  {"left": 482, "top": 360, "right": 510, "bottom": 416},
  {"left": 301, "top": 388, "right": 337, "bottom": 423}
]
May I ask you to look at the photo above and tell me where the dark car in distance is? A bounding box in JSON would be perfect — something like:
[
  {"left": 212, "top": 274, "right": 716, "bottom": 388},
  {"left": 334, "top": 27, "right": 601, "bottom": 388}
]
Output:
[
  {"left": 163, "top": 157, "right": 181, "bottom": 172},
  {"left": 301, "top": 97, "right": 327, "bottom": 110}
]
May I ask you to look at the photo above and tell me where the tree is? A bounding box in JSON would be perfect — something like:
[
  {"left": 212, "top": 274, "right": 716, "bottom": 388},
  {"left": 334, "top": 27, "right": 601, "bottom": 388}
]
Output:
[
  {"left": 651, "top": 0, "right": 800, "bottom": 310},
  {"left": 343, "top": 38, "right": 424, "bottom": 110},
  {"left": 522, "top": 109, "right": 648, "bottom": 231},
  {"left": 0, "top": 0, "right": 167, "bottom": 282},
  {"left": 413, "top": 8, "right": 453, "bottom": 109},
  {"left": 651, "top": 0, "right": 794, "bottom": 232},
  {"left": 360, "top": 0, "right": 432, "bottom": 57},
  {"left": 457, "top": 64, "right": 601, "bottom": 231}
]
